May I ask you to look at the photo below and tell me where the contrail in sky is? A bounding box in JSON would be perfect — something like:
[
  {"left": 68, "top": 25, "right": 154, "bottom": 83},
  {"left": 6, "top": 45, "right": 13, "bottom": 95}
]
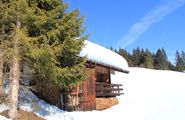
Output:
[{"left": 116, "top": 0, "right": 185, "bottom": 48}]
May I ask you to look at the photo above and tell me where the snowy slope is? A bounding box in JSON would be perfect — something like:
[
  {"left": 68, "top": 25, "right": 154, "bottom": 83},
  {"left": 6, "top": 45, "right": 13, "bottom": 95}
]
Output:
[
  {"left": 111, "top": 68, "right": 185, "bottom": 120},
  {"left": 0, "top": 116, "right": 10, "bottom": 120},
  {"left": 62, "top": 68, "right": 185, "bottom": 120},
  {"left": 1, "top": 67, "right": 185, "bottom": 120},
  {"left": 0, "top": 104, "right": 10, "bottom": 120}
]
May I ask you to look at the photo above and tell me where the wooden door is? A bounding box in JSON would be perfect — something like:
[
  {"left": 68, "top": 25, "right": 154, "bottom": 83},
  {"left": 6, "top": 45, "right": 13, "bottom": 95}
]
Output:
[{"left": 79, "top": 67, "right": 96, "bottom": 111}]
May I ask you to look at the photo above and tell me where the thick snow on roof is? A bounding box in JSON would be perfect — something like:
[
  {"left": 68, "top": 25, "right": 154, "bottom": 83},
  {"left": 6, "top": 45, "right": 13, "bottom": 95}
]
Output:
[{"left": 79, "top": 40, "right": 128, "bottom": 72}]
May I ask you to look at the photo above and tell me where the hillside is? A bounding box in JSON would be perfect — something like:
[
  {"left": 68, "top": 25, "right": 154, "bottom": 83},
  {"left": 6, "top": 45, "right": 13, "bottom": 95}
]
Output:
[{"left": 1, "top": 67, "right": 185, "bottom": 120}]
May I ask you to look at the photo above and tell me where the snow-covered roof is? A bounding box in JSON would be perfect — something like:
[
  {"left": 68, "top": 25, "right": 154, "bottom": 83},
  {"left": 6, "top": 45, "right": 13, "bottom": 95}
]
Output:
[{"left": 79, "top": 40, "right": 129, "bottom": 73}]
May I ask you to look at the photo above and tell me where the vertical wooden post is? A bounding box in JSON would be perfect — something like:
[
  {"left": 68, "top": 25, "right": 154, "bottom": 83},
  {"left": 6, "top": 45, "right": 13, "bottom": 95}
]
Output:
[
  {"left": 108, "top": 68, "right": 111, "bottom": 84},
  {"left": 100, "top": 84, "right": 103, "bottom": 94},
  {"left": 118, "top": 85, "right": 120, "bottom": 94}
]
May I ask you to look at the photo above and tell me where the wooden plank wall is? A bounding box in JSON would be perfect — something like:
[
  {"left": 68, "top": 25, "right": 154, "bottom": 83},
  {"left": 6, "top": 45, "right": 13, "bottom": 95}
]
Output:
[
  {"left": 36, "top": 83, "right": 61, "bottom": 108},
  {"left": 79, "top": 67, "right": 96, "bottom": 111}
]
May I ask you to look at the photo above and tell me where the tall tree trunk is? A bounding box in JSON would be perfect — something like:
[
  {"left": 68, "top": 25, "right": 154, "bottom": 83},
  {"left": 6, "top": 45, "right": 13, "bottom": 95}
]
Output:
[
  {"left": 8, "top": 20, "right": 20, "bottom": 119},
  {"left": 0, "top": 49, "right": 3, "bottom": 95}
]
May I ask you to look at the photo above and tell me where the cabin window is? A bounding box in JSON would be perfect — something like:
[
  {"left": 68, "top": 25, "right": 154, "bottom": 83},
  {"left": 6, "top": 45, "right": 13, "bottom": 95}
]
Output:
[
  {"left": 96, "top": 73, "right": 109, "bottom": 83},
  {"left": 96, "top": 66, "right": 110, "bottom": 83}
]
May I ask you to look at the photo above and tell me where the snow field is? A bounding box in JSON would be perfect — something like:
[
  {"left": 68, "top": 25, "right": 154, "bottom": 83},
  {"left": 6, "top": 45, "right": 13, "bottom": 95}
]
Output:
[{"left": 1, "top": 67, "right": 185, "bottom": 120}]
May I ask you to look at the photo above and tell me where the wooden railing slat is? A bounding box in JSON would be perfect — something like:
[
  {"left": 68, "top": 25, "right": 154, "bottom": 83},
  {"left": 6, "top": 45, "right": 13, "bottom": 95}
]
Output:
[{"left": 96, "top": 82, "right": 124, "bottom": 97}]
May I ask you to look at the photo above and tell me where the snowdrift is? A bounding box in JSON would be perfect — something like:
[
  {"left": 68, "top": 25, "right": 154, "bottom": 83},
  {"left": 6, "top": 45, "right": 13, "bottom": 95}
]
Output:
[{"left": 1, "top": 67, "right": 185, "bottom": 120}]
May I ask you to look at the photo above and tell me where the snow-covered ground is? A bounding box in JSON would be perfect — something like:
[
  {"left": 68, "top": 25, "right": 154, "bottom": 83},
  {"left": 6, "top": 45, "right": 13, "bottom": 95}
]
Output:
[
  {"left": 0, "top": 104, "right": 10, "bottom": 120},
  {"left": 1, "top": 67, "right": 185, "bottom": 120}
]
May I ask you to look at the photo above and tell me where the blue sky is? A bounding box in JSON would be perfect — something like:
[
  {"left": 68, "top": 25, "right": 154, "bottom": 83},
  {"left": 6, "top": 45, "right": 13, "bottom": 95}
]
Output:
[{"left": 67, "top": 0, "right": 185, "bottom": 63}]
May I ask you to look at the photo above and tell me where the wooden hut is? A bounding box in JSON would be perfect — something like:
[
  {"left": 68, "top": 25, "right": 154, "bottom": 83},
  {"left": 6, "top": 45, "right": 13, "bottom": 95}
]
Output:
[{"left": 29, "top": 40, "right": 129, "bottom": 111}]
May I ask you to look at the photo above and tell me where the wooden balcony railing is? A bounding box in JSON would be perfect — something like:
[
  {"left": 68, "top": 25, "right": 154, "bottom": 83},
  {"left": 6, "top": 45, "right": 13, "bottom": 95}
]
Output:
[{"left": 96, "top": 82, "right": 124, "bottom": 97}]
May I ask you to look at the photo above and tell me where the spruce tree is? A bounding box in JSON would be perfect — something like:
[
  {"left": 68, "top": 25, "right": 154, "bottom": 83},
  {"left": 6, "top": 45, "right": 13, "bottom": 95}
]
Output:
[
  {"left": 118, "top": 48, "right": 131, "bottom": 66},
  {"left": 27, "top": 0, "right": 86, "bottom": 87},
  {"left": 0, "top": 0, "right": 85, "bottom": 118},
  {"left": 0, "top": 32, "right": 3, "bottom": 95},
  {"left": 161, "top": 48, "right": 169, "bottom": 70},
  {"left": 139, "top": 49, "right": 145, "bottom": 67},
  {"left": 0, "top": 0, "right": 43, "bottom": 118},
  {"left": 0, "top": 2, "right": 5, "bottom": 95},
  {"left": 144, "top": 49, "right": 154, "bottom": 69},
  {"left": 131, "top": 47, "right": 140, "bottom": 67},
  {"left": 175, "top": 51, "right": 184, "bottom": 72},
  {"left": 154, "top": 49, "right": 168, "bottom": 70},
  {"left": 0, "top": 49, "right": 2, "bottom": 95},
  {"left": 181, "top": 51, "right": 185, "bottom": 71}
]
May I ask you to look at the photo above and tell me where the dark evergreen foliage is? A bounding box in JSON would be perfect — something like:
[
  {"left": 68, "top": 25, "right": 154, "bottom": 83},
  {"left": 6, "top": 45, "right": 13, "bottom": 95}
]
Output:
[
  {"left": 175, "top": 51, "right": 185, "bottom": 72},
  {"left": 153, "top": 49, "right": 169, "bottom": 70},
  {"left": 0, "top": 0, "right": 86, "bottom": 88},
  {"left": 112, "top": 47, "right": 184, "bottom": 72},
  {"left": 118, "top": 48, "right": 131, "bottom": 65}
]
